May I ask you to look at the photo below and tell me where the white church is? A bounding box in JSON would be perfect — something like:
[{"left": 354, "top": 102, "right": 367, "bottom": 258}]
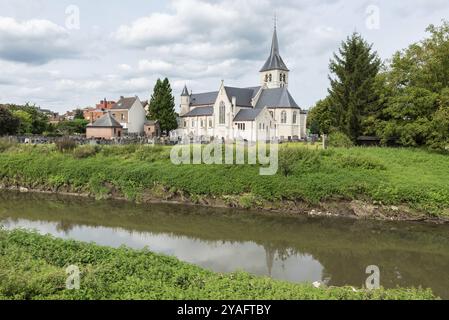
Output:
[{"left": 175, "top": 25, "right": 307, "bottom": 142}]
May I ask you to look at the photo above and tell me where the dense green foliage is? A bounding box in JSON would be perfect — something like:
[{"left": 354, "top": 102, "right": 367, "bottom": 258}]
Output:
[
  {"left": 148, "top": 78, "right": 178, "bottom": 135},
  {"left": 309, "top": 21, "right": 449, "bottom": 150},
  {"left": 0, "top": 103, "right": 51, "bottom": 135},
  {"left": 0, "top": 229, "right": 437, "bottom": 300},
  {"left": 55, "top": 119, "right": 89, "bottom": 135},
  {"left": 328, "top": 33, "right": 381, "bottom": 142},
  {"left": 0, "top": 106, "right": 20, "bottom": 135},
  {"left": 0, "top": 143, "right": 448, "bottom": 217}
]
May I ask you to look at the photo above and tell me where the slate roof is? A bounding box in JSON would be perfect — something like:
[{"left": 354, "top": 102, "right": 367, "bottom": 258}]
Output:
[
  {"left": 112, "top": 97, "right": 138, "bottom": 110},
  {"left": 255, "top": 87, "right": 300, "bottom": 109},
  {"left": 181, "top": 106, "right": 214, "bottom": 117},
  {"left": 181, "top": 85, "right": 189, "bottom": 96},
  {"left": 233, "top": 108, "right": 264, "bottom": 121},
  {"left": 189, "top": 87, "right": 261, "bottom": 107},
  {"left": 260, "top": 27, "right": 289, "bottom": 72},
  {"left": 190, "top": 91, "right": 218, "bottom": 106},
  {"left": 87, "top": 112, "right": 122, "bottom": 128},
  {"left": 224, "top": 86, "right": 260, "bottom": 107}
]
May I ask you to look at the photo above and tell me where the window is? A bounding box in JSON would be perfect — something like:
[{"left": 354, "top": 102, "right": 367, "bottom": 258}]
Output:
[
  {"left": 281, "top": 111, "right": 287, "bottom": 124},
  {"left": 201, "top": 120, "right": 204, "bottom": 128},
  {"left": 121, "top": 114, "right": 125, "bottom": 121},
  {"left": 270, "top": 111, "right": 274, "bottom": 118},
  {"left": 269, "top": 74, "right": 272, "bottom": 82},
  {"left": 219, "top": 102, "right": 226, "bottom": 124},
  {"left": 209, "top": 119, "right": 213, "bottom": 128},
  {"left": 236, "top": 123, "right": 246, "bottom": 131},
  {"left": 184, "top": 121, "right": 187, "bottom": 128},
  {"left": 191, "top": 120, "right": 195, "bottom": 128},
  {"left": 265, "top": 74, "right": 268, "bottom": 82},
  {"left": 293, "top": 112, "right": 297, "bottom": 124}
]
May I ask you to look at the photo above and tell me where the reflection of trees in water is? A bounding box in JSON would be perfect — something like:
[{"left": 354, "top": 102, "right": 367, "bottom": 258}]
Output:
[
  {"left": 55, "top": 220, "right": 75, "bottom": 233},
  {"left": 262, "top": 242, "right": 305, "bottom": 278}
]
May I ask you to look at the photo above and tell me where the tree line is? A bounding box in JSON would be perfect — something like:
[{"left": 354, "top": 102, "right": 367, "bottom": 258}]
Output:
[
  {"left": 0, "top": 77, "right": 178, "bottom": 137},
  {"left": 307, "top": 21, "right": 449, "bottom": 150}
]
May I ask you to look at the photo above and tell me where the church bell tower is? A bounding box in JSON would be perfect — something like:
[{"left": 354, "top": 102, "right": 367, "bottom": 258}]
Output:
[{"left": 260, "top": 20, "right": 289, "bottom": 89}]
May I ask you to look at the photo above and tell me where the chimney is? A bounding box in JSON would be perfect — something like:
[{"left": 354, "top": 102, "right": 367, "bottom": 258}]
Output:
[{"left": 103, "top": 98, "right": 107, "bottom": 109}]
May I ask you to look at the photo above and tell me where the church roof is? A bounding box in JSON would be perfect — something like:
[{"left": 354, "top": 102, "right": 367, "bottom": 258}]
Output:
[
  {"left": 87, "top": 112, "right": 122, "bottom": 128},
  {"left": 190, "top": 91, "right": 218, "bottom": 106},
  {"left": 234, "top": 108, "right": 263, "bottom": 121},
  {"left": 224, "top": 86, "right": 260, "bottom": 107},
  {"left": 181, "top": 106, "right": 214, "bottom": 117},
  {"left": 189, "top": 87, "right": 261, "bottom": 107},
  {"left": 260, "top": 27, "right": 289, "bottom": 72},
  {"left": 255, "top": 87, "right": 300, "bottom": 109}
]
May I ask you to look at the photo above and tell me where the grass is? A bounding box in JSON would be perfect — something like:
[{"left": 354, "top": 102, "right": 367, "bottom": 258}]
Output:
[
  {"left": 0, "top": 140, "right": 448, "bottom": 217},
  {"left": 0, "top": 228, "right": 437, "bottom": 300}
]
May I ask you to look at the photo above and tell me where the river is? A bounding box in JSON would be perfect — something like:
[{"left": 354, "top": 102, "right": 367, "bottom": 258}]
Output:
[{"left": 1, "top": 191, "right": 448, "bottom": 299}]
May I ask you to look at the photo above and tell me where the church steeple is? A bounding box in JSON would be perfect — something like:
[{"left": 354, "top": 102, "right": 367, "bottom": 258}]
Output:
[
  {"left": 260, "top": 20, "right": 289, "bottom": 88},
  {"left": 181, "top": 84, "right": 189, "bottom": 96}
]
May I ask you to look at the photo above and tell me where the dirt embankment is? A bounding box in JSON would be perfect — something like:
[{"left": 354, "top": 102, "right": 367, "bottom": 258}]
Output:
[{"left": 1, "top": 183, "right": 447, "bottom": 224}]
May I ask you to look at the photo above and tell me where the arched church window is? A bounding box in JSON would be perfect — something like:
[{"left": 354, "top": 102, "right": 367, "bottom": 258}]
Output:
[
  {"left": 219, "top": 102, "right": 226, "bottom": 125},
  {"left": 281, "top": 111, "right": 287, "bottom": 124},
  {"left": 293, "top": 111, "right": 297, "bottom": 124},
  {"left": 270, "top": 111, "right": 274, "bottom": 118},
  {"left": 269, "top": 74, "right": 272, "bottom": 82}
]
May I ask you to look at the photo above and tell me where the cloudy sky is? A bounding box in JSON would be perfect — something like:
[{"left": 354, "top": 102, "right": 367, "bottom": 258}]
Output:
[{"left": 0, "top": 0, "right": 448, "bottom": 113}]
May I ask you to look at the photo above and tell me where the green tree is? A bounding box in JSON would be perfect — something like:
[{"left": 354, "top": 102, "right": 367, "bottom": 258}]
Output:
[
  {"left": 56, "top": 119, "right": 89, "bottom": 135},
  {"left": 8, "top": 103, "right": 50, "bottom": 134},
  {"left": 148, "top": 78, "right": 178, "bottom": 135},
  {"left": 12, "top": 110, "right": 33, "bottom": 134},
  {"left": 328, "top": 32, "right": 381, "bottom": 142},
  {"left": 0, "top": 106, "right": 20, "bottom": 135},
  {"left": 374, "top": 21, "right": 449, "bottom": 149},
  {"left": 307, "top": 98, "right": 334, "bottom": 135},
  {"left": 74, "top": 109, "right": 85, "bottom": 120}
]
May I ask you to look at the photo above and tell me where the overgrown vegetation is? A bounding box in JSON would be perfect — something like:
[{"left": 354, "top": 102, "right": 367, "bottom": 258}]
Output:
[
  {"left": 0, "top": 143, "right": 448, "bottom": 217},
  {"left": 0, "top": 229, "right": 437, "bottom": 300}
]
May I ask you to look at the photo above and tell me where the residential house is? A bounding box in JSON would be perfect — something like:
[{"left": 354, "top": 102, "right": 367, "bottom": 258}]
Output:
[{"left": 110, "top": 96, "right": 146, "bottom": 135}]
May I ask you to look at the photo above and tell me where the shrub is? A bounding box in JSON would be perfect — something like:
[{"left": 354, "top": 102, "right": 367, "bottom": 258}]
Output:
[
  {"left": 73, "top": 145, "right": 100, "bottom": 159},
  {"left": 55, "top": 138, "right": 77, "bottom": 153},
  {"left": 328, "top": 132, "right": 354, "bottom": 148},
  {"left": 278, "top": 147, "right": 322, "bottom": 176},
  {"left": 133, "top": 145, "right": 170, "bottom": 162},
  {"left": 0, "top": 138, "right": 17, "bottom": 153},
  {"left": 100, "top": 144, "right": 138, "bottom": 157}
]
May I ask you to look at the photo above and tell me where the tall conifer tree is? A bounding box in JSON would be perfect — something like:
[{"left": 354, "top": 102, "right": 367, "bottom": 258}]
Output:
[
  {"left": 149, "top": 78, "right": 178, "bottom": 135},
  {"left": 328, "top": 32, "right": 381, "bottom": 142}
]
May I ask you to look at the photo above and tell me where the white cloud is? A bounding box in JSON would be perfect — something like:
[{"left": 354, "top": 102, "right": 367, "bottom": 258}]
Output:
[{"left": 0, "top": 16, "right": 81, "bottom": 64}]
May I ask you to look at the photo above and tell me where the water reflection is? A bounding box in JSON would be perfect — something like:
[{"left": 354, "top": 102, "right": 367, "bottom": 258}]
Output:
[{"left": 1, "top": 192, "right": 448, "bottom": 299}]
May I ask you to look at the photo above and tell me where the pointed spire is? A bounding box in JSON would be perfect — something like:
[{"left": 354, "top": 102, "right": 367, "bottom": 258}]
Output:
[
  {"left": 181, "top": 84, "right": 189, "bottom": 96},
  {"left": 260, "top": 18, "right": 289, "bottom": 72},
  {"left": 271, "top": 24, "right": 280, "bottom": 56}
]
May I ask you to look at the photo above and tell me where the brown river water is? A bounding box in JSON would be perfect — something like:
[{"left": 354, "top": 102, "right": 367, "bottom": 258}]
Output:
[{"left": 0, "top": 191, "right": 448, "bottom": 299}]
